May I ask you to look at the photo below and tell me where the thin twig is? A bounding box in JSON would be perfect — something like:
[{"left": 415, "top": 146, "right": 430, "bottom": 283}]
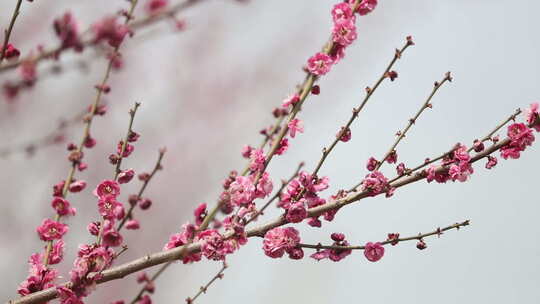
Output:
[
  {"left": 0, "top": 0, "right": 23, "bottom": 64},
  {"left": 299, "top": 220, "right": 470, "bottom": 251},
  {"left": 186, "top": 262, "right": 228, "bottom": 304},
  {"left": 374, "top": 72, "right": 452, "bottom": 172}
]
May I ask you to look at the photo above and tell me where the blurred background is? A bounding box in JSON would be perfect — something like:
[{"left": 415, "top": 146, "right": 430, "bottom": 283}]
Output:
[{"left": 1, "top": 0, "right": 539, "bottom": 303}]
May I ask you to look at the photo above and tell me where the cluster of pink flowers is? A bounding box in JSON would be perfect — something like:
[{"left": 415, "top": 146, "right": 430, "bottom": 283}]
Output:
[
  {"left": 92, "top": 16, "right": 131, "bottom": 48},
  {"left": 360, "top": 170, "right": 393, "bottom": 197},
  {"left": 279, "top": 171, "right": 330, "bottom": 226},
  {"left": 311, "top": 233, "right": 352, "bottom": 262},
  {"left": 500, "top": 122, "right": 535, "bottom": 159},
  {"left": 426, "top": 143, "right": 473, "bottom": 183},
  {"left": 53, "top": 12, "right": 84, "bottom": 55},
  {"left": 306, "top": 0, "right": 377, "bottom": 76},
  {"left": 263, "top": 227, "right": 303, "bottom": 259},
  {"left": 18, "top": 252, "right": 60, "bottom": 296}
]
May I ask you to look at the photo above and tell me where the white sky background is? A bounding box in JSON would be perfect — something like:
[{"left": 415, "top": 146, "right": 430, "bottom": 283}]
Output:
[{"left": 0, "top": 0, "right": 539, "bottom": 303}]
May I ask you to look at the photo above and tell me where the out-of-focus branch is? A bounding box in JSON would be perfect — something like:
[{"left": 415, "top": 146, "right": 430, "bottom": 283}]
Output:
[
  {"left": 0, "top": 0, "right": 23, "bottom": 64},
  {"left": 0, "top": 0, "right": 208, "bottom": 73}
]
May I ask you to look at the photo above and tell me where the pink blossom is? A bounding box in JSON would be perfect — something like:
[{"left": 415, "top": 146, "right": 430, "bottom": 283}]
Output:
[
  {"left": 102, "top": 229, "right": 123, "bottom": 247},
  {"left": 95, "top": 180, "right": 121, "bottom": 198},
  {"left": 486, "top": 156, "right": 498, "bottom": 169},
  {"left": 53, "top": 12, "right": 83, "bottom": 53},
  {"left": 387, "top": 233, "right": 400, "bottom": 246},
  {"left": 229, "top": 176, "right": 255, "bottom": 206},
  {"left": 139, "top": 198, "right": 152, "bottom": 210},
  {"left": 426, "top": 166, "right": 450, "bottom": 184},
  {"left": 500, "top": 123, "right": 535, "bottom": 159},
  {"left": 194, "top": 203, "right": 207, "bottom": 226},
  {"left": 137, "top": 295, "right": 152, "bottom": 304},
  {"left": 249, "top": 148, "right": 265, "bottom": 172},
  {"left": 332, "top": 18, "right": 357, "bottom": 47},
  {"left": 87, "top": 222, "right": 100, "bottom": 236},
  {"left": 51, "top": 197, "right": 76, "bottom": 216},
  {"left": 386, "top": 150, "right": 398, "bottom": 164},
  {"left": 118, "top": 141, "right": 135, "bottom": 157},
  {"left": 449, "top": 162, "right": 474, "bottom": 182},
  {"left": 241, "top": 145, "right": 253, "bottom": 158},
  {"left": 92, "top": 16, "right": 131, "bottom": 47},
  {"left": 145, "top": 0, "right": 168, "bottom": 15},
  {"left": 473, "top": 139, "right": 485, "bottom": 152},
  {"left": 68, "top": 180, "right": 87, "bottom": 193},
  {"left": 263, "top": 227, "right": 301, "bottom": 259},
  {"left": 255, "top": 172, "right": 273, "bottom": 198},
  {"left": 275, "top": 138, "right": 289, "bottom": 155},
  {"left": 453, "top": 143, "right": 470, "bottom": 162},
  {"left": 306, "top": 52, "right": 333, "bottom": 76},
  {"left": 331, "top": 2, "right": 354, "bottom": 22},
  {"left": 361, "top": 171, "right": 389, "bottom": 196},
  {"left": 355, "top": 0, "right": 378, "bottom": 16},
  {"left": 525, "top": 102, "right": 540, "bottom": 131},
  {"left": 288, "top": 118, "right": 304, "bottom": 138},
  {"left": 57, "top": 286, "right": 84, "bottom": 304},
  {"left": 364, "top": 242, "right": 384, "bottom": 262},
  {"left": 98, "top": 196, "right": 123, "bottom": 220},
  {"left": 126, "top": 219, "right": 140, "bottom": 230},
  {"left": 282, "top": 93, "right": 300, "bottom": 108},
  {"left": 366, "top": 157, "right": 378, "bottom": 171},
  {"left": 286, "top": 202, "right": 307, "bottom": 223},
  {"left": 49, "top": 240, "right": 65, "bottom": 265},
  {"left": 337, "top": 127, "right": 351, "bottom": 142},
  {"left": 37, "top": 219, "right": 68, "bottom": 241},
  {"left": 118, "top": 169, "right": 135, "bottom": 184},
  {"left": 199, "top": 229, "right": 234, "bottom": 261},
  {"left": 3, "top": 43, "right": 20, "bottom": 60}
]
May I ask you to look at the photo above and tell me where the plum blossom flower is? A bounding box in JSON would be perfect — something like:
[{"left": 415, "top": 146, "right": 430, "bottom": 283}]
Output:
[
  {"left": 311, "top": 233, "right": 352, "bottom": 262},
  {"left": 286, "top": 201, "right": 307, "bottom": 223},
  {"left": 332, "top": 18, "right": 357, "bottom": 47},
  {"left": 486, "top": 156, "right": 498, "bottom": 169},
  {"left": 263, "top": 227, "right": 301, "bottom": 259},
  {"left": 448, "top": 162, "right": 474, "bottom": 183},
  {"left": 282, "top": 93, "right": 300, "bottom": 108},
  {"left": 361, "top": 171, "right": 389, "bottom": 196},
  {"left": 51, "top": 197, "right": 76, "bottom": 216},
  {"left": 306, "top": 52, "right": 333, "bottom": 76},
  {"left": 366, "top": 157, "right": 378, "bottom": 171},
  {"left": 254, "top": 172, "right": 273, "bottom": 198},
  {"left": 500, "top": 123, "right": 535, "bottom": 159},
  {"left": 198, "top": 229, "right": 234, "bottom": 261},
  {"left": 354, "top": 0, "right": 378, "bottom": 16},
  {"left": 145, "top": 0, "right": 168, "bottom": 15},
  {"left": 126, "top": 219, "right": 140, "bottom": 230},
  {"left": 194, "top": 203, "right": 207, "bottom": 226},
  {"left": 94, "top": 180, "right": 120, "bottom": 198},
  {"left": 49, "top": 240, "right": 65, "bottom": 265},
  {"left": 275, "top": 138, "right": 289, "bottom": 155},
  {"left": 241, "top": 145, "right": 253, "bottom": 158},
  {"left": 53, "top": 12, "right": 83, "bottom": 53},
  {"left": 3, "top": 43, "right": 20, "bottom": 60},
  {"left": 92, "top": 16, "right": 131, "bottom": 47},
  {"left": 37, "top": 219, "right": 68, "bottom": 241},
  {"left": 98, "top": 196, "right": 123, "bottom": 220},
  {"left": 229, "top": 176, "right": 255, "bottom": 206},
  {"left": 68, "top": 180, "right": 87, "bottom": 193},
  {"left": 249, "top": 148, "right": 265, "bottom": 172},
  {"left": 364, "top": 242, "right": 384, "bottom": 262},
  {"left": 331, "top": 2, "right": 354, "bottom": 22},
  {"left": 288, "top": 118, "right": 304, "bottom": 138},
  {"left": 337, "top": 127, "right": 351, "bottom": 142},
  {"left": 118, "top": 169, "right": 135, "bottom": 184}
]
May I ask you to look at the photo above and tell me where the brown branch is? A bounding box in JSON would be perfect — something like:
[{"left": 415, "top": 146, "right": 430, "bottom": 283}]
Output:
[
  {"left": 186, "top": 262, "right": 228, "bottom": 304},
  {"left": 117, "top": 149, "right": 166, "bottom": 231},
  {"left": 0, "top": 0, "right": 208, "bottom": 73},
  {"left": 312, "top": 38, "right": 413, "bottom": 179},
  {"left": 374, "top": 72, "right": 452, "bottom": 172},
  {"left": 0, "top": 0, "right": 23, "bottom": 64},
  {"left": 299, "top": 220, "right": 470, "bottom": 250}
]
